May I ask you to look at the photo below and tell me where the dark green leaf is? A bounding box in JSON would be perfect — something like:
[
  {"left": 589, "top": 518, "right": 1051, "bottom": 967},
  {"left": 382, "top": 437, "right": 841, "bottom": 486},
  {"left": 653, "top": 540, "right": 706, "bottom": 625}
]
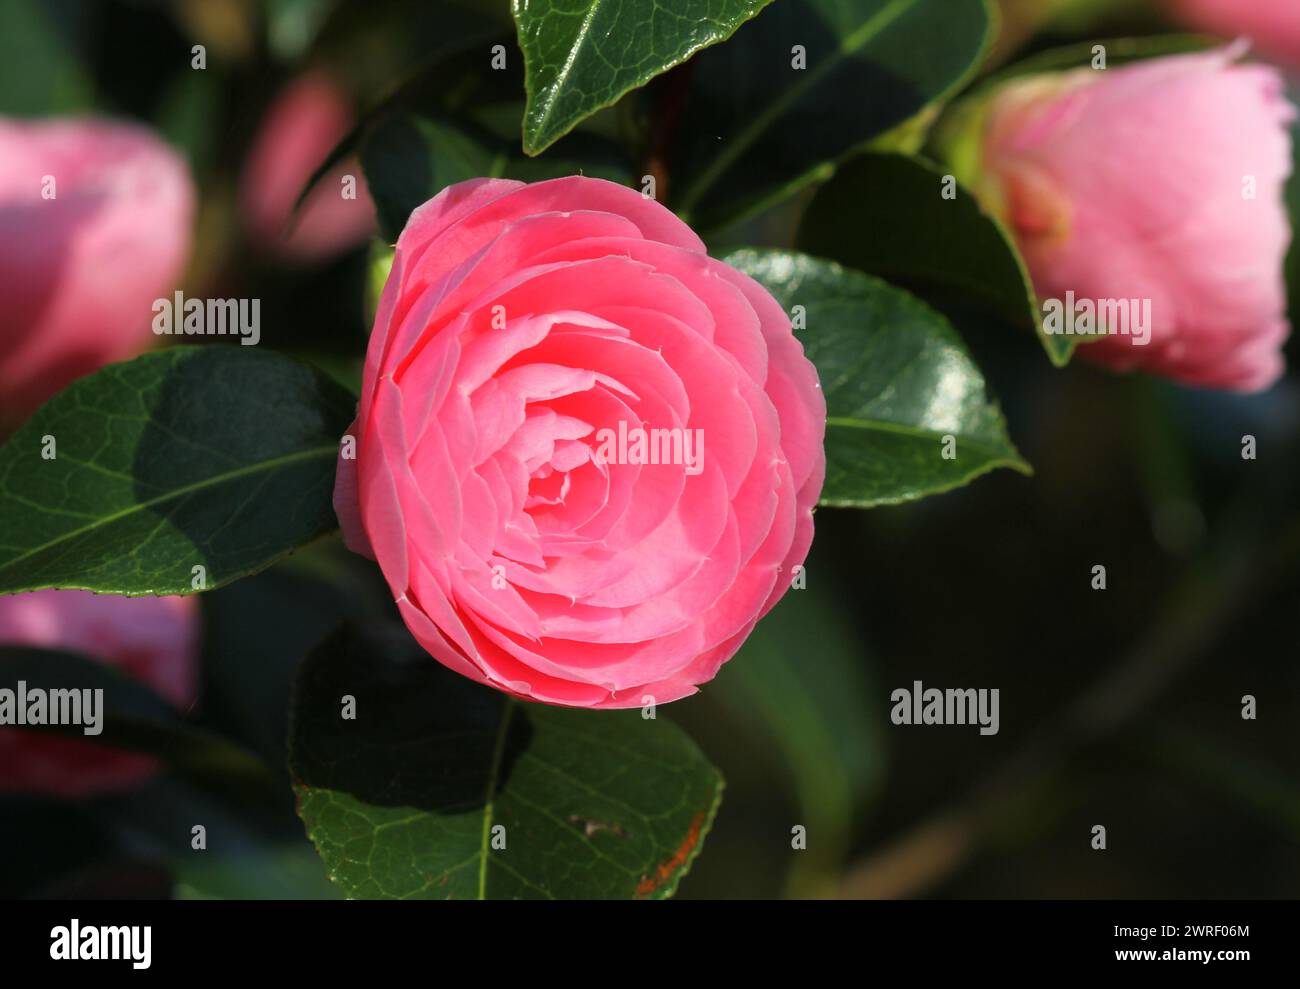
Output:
[
  {"left": 201, "top": 563, "right": 378, "bottom": 766},
  {"left": 361, "top": 109, "right": 634, "bottom": 242},
  {"left": 0, "top": 645, "right": 277, "bottom": 803},
  {"left": 512, "top": 0, "right": 774, "bottom": 155},
  {"left": 723, "top": 248, "right": 1030, "bottom": 506},
  {"left": 289, "top": 623, "right": 723, "bottom": 899},
  {"left": 0, "top": 347, "right": 356, "bottom": 596},
  {"left": 0, "top": 0, "right": 91, "bottom": 115},
  {"left": 671, "top": 0, "right": 992, "bottom": 233},
  {"left": 796, "top": 153, "right": 1074, "bottom": 364}
]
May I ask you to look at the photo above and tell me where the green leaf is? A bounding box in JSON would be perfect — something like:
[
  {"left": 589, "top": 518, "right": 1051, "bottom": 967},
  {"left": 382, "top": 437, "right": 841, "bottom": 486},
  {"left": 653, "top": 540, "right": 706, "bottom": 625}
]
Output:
[
  {"left": 0, "top": 0, "right": 92, "bottom": 115},
  {"left": 671, "top": 0, "right": 992, "bottom": 233},
  {"left": 361, "top": 109, "right": 634, "bottom": 242},
  {"left": 722, "top": 248, "right": 1030, "bottom": 506},
  {"left": 797, "top": 152, "right": 1078, "bottom": 365},
  {"left": 289, "top": 623, "right": 723, "bottom": 899},
  {"left": 0, "top": 645, "right": 278, "bottom": 803},
  {"left": 512, "top": 0, "right": 774, "bottom": 155},
  {"left": 0, "top": 347, "right": 356, "bottom": 596}
]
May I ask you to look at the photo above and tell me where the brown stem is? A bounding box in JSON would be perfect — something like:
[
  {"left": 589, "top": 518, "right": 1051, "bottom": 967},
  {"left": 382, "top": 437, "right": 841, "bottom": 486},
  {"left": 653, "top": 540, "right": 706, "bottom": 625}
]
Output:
[{"left": 642, "top": 61, "right": 694, "bottom": 206}]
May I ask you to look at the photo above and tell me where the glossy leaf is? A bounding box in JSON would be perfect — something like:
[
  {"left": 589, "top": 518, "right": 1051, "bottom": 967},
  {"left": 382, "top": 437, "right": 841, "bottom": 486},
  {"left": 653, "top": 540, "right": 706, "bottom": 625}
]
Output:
[
  {"left": 0, "top": 347, "right": 355, "bottom": 595},
  {"left": 723, "top": 248, "right": 1030, "bottom": 506},
  {"left": 796, "top": 153, "right": 1073, "bottom": 364},
  {"left": 671, "top": 0, "right": 992, "bottom": 232},
  {"left": 512, "top": 0, "right": 774, "bottom": 154},
  {"left": 290, "top": 623, "right": 724, "bottom": 899}
]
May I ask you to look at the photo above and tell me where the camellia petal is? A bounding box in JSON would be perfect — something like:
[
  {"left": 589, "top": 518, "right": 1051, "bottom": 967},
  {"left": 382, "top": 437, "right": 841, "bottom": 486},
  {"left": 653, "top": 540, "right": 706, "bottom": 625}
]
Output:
[{"left": 335, "top": 176, "right": 826, "bottom": 708}]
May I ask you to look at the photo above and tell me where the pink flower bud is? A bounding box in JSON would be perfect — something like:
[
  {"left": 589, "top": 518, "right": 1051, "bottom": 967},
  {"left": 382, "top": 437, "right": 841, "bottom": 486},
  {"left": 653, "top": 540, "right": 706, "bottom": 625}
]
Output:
[
  {"left": 980, "top": 46, "right": 1295, "bottom": 391},
  {"left": 240, "top": 72, "right": 376, "bottom": 261},
  {"left": 0, "top": 118, "right": 194, "bottom": 425}
]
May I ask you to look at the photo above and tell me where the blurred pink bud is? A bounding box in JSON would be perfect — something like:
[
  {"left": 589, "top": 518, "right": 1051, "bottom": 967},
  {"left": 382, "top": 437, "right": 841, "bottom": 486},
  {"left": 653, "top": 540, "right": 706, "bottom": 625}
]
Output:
[
  {"left": 0, "top": 118, "right": 195, "bottom": 425},
  {"left": 981, "top": 46, "right": 1295, "bottom": 391},
  {"left": 0, "top": 591, "right": 200, "bottom": 797},
  {"left": 1166, "top": 0, "right": 1300, "bottom": 69},
  {"left": 241, "top": 72, "right": 376, "bottom": 260}
]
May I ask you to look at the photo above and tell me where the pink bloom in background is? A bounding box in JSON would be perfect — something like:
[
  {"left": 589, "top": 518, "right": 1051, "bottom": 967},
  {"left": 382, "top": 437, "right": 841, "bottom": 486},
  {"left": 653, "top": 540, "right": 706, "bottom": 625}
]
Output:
[
  {"left": 1166, "top": 0, "right": 1300, "bottom": 69},
  {"left": 980, "top": 46, "right": 1295, "bottom": 391},
  {"left": 0, "top": 591, "right": 200, "bottom": 797},
  {"left": 335, "top": 176, "right": 825, "bottom": 708},
  {"left": 241, "top": 72, "right": 375, "bottom": 260},
  {"left": 0, "top": 118, "right": 194, "bottom": 426}
]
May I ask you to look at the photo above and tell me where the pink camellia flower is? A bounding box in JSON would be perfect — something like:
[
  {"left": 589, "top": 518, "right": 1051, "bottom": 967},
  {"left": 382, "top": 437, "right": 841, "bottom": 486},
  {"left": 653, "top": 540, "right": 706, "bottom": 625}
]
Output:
[
  {"left": 1165, "top": 0, "right": 1300, "bottom": 69},
  {"left": 980, "top": 46, "right": 1294, "bottom": 391},
  {"left": 334, "top": 176, "right": 825, "bottom": 708},
  {"left": 0, "top": 118, "right": 194, "bottom": 426},
  {"left": 241, "top": 72, "right": 375, "bottom": 260},
  {"left": 0, "top": 590, "right": 199, "bottom": 797}
]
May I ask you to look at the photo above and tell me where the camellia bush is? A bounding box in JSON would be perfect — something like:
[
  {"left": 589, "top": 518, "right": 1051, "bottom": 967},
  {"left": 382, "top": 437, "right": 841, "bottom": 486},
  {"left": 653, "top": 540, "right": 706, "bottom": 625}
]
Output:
[{"left": 1, "top": 0, "right": 1297, "bottom": 903}]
